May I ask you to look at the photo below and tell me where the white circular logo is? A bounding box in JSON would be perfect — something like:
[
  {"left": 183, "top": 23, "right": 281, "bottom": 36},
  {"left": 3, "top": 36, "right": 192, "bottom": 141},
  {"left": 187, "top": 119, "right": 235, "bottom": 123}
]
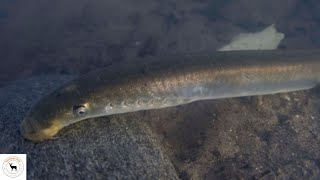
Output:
[{"left": 2, "top": 156, "right": 24, "bottom": 178}]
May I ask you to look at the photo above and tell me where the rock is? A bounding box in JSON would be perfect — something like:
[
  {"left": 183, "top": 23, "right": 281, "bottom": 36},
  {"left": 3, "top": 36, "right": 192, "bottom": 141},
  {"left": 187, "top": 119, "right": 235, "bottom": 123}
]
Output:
[
  {"left": 1, "top": 73, "right": 320, "bottom": 180},
  {"left": 0, "top": 75, "right": 178, "bottom": 179},
  {"left": 217, "top": 0, "right": 300, "bottom": 27},
  {"left": 146, "top": 87, "right": 320, "bottom": 179}
]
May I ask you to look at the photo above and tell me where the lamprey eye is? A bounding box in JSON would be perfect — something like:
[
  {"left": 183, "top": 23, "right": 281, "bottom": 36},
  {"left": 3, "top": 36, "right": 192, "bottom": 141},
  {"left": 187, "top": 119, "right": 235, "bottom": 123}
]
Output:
[{"left": 73, "top": 105, "right": 87, "bottom": 116}]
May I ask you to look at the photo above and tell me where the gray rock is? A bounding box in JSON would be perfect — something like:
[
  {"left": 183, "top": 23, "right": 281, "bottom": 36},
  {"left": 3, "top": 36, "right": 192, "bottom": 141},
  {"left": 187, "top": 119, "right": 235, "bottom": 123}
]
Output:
[
  {"left": 146, "top": 86, "right": 320, "bottom": 179},
  {"left": 0, "top": 75, "right": 178, "bottom": 180}
]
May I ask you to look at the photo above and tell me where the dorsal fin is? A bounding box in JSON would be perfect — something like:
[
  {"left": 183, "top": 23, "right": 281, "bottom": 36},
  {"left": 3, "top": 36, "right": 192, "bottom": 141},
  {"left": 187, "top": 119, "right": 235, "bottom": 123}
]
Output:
[{"left": 218, "top": 24, "right": 285, "bottom": 51}]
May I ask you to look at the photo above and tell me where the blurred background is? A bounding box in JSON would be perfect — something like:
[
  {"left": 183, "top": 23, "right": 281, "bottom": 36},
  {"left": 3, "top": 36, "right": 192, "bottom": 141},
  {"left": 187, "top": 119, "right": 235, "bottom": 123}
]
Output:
[{"left": 0, "top": 0, "right": 320, "bottom": 87}]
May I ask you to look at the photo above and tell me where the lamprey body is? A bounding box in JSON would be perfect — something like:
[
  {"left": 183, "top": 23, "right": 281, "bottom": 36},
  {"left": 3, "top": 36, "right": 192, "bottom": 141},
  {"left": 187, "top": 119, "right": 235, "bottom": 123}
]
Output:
[{"left": 21, "top": 50, "right": 320, "bottom": 141}]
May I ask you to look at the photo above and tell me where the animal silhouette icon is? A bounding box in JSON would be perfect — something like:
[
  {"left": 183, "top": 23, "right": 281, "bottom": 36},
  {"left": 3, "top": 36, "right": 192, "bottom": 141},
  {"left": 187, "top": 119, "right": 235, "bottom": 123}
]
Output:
[{"left": 9, "top": 163, "right": 17, "bottom": 171}]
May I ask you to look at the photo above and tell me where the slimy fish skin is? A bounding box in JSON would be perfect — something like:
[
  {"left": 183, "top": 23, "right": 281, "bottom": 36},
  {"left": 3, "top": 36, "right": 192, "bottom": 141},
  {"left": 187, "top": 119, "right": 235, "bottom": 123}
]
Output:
[{"left": 21, "top": 50, "right": 320, "bottom": 141}]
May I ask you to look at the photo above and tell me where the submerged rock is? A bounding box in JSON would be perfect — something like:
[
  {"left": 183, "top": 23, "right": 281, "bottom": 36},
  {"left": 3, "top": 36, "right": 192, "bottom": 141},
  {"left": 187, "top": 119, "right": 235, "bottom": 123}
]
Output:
[
  {"left": 1, "top": 74, "right": 320, "bottom": 179},
  {"left": 0, "top": 75, "right": 178, "bottom": 179}
]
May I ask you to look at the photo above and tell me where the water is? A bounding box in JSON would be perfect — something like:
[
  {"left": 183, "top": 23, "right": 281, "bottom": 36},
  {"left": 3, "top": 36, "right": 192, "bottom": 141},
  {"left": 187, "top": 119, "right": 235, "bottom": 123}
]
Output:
[{"left": 0, "top": 0, "right": 320, "bottom": 179}]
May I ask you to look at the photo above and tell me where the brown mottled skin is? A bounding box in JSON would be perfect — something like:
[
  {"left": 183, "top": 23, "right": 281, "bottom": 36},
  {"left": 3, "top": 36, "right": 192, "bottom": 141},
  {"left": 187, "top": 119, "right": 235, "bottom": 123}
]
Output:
[{"left": 21, "top": 50, "right": 320, "bottom": 141}]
